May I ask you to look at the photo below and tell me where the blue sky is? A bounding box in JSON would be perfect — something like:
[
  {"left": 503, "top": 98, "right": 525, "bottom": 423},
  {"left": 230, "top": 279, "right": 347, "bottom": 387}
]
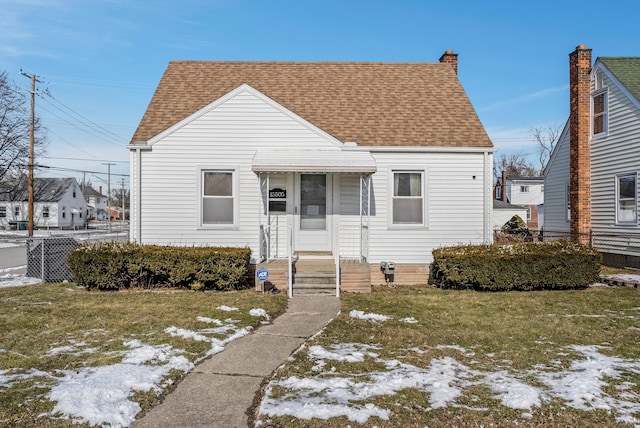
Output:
[{"left": 2, "top": 0, "right": 639, "bottom": 188}]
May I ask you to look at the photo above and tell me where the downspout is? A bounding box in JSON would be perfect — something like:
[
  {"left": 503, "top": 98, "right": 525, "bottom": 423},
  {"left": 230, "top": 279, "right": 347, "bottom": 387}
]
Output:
[
  {"left": 484, "top": 151, "right": 492, "bottom": 244},
  {"left": 127, "top": 141, "right": 151, "bottom": 243}
]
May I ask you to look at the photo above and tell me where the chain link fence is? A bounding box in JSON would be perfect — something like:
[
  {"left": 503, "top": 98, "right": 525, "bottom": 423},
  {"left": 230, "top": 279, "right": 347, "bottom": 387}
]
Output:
[
  {"left": 540, "top": 230, "right": 640, "bottom": 269},
  {"left": 0, "top": 228, "right": 129, "bottom": 284}
]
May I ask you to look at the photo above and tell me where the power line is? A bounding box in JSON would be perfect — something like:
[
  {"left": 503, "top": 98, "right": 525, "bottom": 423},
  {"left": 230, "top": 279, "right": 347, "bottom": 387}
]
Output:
[
  {"left": 44, "top": 156, "right": 129, "bottom": 164},
  {"left": 43, "top": 93, "right": 127, "bottom": 143},
  {"left": 38, "top": 164, "right": 130, "bottom": 177}
]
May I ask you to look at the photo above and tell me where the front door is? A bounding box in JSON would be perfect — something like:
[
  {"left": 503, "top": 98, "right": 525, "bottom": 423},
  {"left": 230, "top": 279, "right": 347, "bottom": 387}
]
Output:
[{"left": 295, "top": 173, "right": 332, "bottom": 252}]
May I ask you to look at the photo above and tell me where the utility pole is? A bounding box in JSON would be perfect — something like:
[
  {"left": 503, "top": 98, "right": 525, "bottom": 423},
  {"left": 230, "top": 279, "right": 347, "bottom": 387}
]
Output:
[
  {"left": 120, "top": 178, "right": 126, "bottom": 225},
  {"left": 20, "top": 71, "right": 41, "bottom": 238},
  {"left": 102, "top": 163, "right": 116, "bottom": 232}
]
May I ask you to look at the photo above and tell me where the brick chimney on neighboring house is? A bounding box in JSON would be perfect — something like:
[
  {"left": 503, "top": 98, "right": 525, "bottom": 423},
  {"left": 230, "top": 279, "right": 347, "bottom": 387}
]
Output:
[
  {"left": 439, "top": 50, "right": 458, "bottom": 74},
  {"left": 569, "top": 44, "right": 592, "bottom": 244},
  {"left": 501, "top": 170, "right": 508, "bottom": 202}
]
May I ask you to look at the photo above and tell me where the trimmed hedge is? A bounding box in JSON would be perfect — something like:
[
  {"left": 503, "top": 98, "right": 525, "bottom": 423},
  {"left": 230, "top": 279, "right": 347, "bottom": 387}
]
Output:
[
  {"left": 68, "top": 242, "right": 251, "bottom": 291},
  {"left": 432, "top": 240, "right": 601, "bottom": 291}
]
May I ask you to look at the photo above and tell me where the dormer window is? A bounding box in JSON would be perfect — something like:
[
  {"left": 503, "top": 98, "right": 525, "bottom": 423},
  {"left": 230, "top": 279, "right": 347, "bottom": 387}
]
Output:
[{"left": 592, "top": 90, "right": 608, "bottom": 136}]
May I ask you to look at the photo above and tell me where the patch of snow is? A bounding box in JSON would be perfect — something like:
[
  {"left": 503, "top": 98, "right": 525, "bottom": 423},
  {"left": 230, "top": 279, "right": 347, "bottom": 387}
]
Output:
[
  {"left": 400, "top": 317, "right": 418, "bottom": 324},
  {"left": 436, "top": 344, "right": 469, "bottom": 354},
  {"left": 0, "top": 272, "right": 41, "bottom": 288},
  {"left": 0, "top": 242, "right": 20, "bottom": 248},
  {"left": 349, "top": 310, "right": 390, "bottom": 323},
  {"left": 196, "top": 316, "right": 223, "bottom": 325},
  {"left": 485, "top": 371, "right": 543, "bottom": 410},
  {"left": 250, "top": 308, "right": 270, "bottom": 320},
  {"left": 217, "top": 305, "right": 239, "bottom": 311},
  {"left": 41, "top": 317, "right": 254, "bottom": 427}
]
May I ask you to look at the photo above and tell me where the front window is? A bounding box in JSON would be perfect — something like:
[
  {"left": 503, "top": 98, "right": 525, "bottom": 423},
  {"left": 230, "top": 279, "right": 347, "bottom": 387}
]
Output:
[
  {"left": 14, "top": 206, "right": 20, "bottom": 217},
  {"left": 392, "top": 171, "right": 424, "bottom": 225},
  {"left": 616, "top": 173, "right": 637, "bottom": 224},
  {"left": 592, "top": 90, "right": 608, "bottom": 136},
  {"left": 202, "top": 170, "right": 234, "bottom": 225},
  {"left": 520, "top": 185, "right": 530, "bottom": 193},
  {"left": 526, "top": 207, "right": 532, "bottom": 221},
  {"left": 62, "top": 207, "right": 66, "bottom": 219},
  {"left": 42, "top": 206, "right": 49, "bottom": 218},
  {"left": 0, "top": 207, "right": 6, "bottom": 218}
]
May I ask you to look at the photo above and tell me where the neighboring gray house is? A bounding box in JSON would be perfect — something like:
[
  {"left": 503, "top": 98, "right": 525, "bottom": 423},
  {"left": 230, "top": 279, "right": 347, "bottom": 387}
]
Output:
[
  {"left": 129, "top": 51, "right": 496, "bottom": 291},
  {"left": 83, "top": 186, "right": 108, "bottom": 221},
  {"left": 544, "top": 45, "right": 640, "bottom": 267},
  {"left": 0, "top": 178, "right": 87, "bottom": 230}
]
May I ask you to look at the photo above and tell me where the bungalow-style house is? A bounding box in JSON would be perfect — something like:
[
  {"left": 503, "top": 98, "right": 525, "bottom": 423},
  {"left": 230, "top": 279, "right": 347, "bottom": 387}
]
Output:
[
  {"left": 0, "top": 177, "right": 87, "bottom": 230},
  {"left": 544, "top": 45, "right": 640, "bottom": 268},
  {"left": 495, "top": 173, "right": 544, "bottom": 231},
  {"left": 129, "top": 51, "right": 495, "bottom": 293},
  {"left": 83, "top": 186, "right": 108, "bottom": 221}
]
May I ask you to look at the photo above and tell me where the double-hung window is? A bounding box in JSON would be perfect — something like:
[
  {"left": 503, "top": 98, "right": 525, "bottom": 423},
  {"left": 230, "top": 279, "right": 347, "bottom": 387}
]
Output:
[
  {"left": 202, "top": 170, "right": 235, "bottom": 225},
  {"left": 42, "top": 206, "right": 49, "bottom": 218},
  {"left": 616, "top": 173, "right": 637, "bottom": 224},
  {"left": 0, "top": 207, "right": 6, "bottom": 218},
  {"left": 592, "top": 90, "right": 608, "bottom": 136},
  {"left": 391, "top": 170, "right": 424, "bottom": 225}
]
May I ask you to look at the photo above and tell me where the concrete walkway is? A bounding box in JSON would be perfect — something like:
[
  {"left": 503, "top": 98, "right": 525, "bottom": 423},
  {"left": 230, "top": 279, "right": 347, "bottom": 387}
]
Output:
[{"left": 134, "top": 295, "right": 341, "bottom": 428}]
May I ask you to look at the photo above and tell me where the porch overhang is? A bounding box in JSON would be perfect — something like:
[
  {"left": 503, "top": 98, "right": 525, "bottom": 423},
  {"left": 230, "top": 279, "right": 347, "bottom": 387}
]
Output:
[{"left": 252, "top": 150, "right": 377, "bottom": 174}]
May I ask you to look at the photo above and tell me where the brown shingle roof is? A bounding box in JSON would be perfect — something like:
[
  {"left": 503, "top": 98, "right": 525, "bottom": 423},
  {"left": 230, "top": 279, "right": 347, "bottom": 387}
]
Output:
[{"left": 131, "top": 61, "right": 493, "bottom": 148}]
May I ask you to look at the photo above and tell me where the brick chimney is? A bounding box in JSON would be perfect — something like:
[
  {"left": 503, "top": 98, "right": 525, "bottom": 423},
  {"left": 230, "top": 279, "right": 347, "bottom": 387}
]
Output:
[
  {"left": 569, "top": 44, "right": 592, "bottom": 244},
  {"left": 501, "top": 170, "right": 508, "bottom": 202},
  {"left": 439, "top": 49, "right": 458, "bottom": 74}
]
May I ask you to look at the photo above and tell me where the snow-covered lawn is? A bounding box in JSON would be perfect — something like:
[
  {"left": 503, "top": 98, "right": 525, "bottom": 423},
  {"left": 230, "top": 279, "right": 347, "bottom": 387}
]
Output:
[
  {"left": 259, "top": 339, "right": 640, "bottom": 425},
  {"left": 0, "top": 307, "right": 267, "bottom": 426},
  {"left": 257, "top": 280, "right": 640, "bottom": 427}
]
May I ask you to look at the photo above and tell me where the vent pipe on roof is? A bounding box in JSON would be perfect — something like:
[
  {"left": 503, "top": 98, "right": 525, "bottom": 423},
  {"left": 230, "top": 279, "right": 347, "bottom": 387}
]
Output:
[{"left": 439, "top": 49, "right": 458, "bottom": 75}]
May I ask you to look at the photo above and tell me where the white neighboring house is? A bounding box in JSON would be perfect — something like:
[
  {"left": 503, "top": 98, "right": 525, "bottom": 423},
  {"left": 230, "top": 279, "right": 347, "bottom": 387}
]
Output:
[
  {"left": 0, "top": 177, "right": 87, "bottom": 230},
  {"left": 495, "top": 174, "right": 544, "bottom": 231},
  {"left": 544, "top": 45, "right": 640, "bottom": 268},
  {"left": 83, "top": 186, "right": 108, "bottom": 221},
  {"left": 492, "top": 200, "right": 529, "bottom": 232},
  {"left": 129, "top": 51, "right": 496, "bottom": 291}
]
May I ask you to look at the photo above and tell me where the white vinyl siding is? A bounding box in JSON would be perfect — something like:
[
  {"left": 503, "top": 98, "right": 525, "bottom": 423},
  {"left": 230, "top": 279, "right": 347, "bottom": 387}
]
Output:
[
  {"left": 589, "top": 63, "right": 640, "bottom": 256},
  {"left": 137, "top": 88, "right": 344, "bottom": 260},
  {"left": 543, "top": 121, "right": 571, "bottom": 234},
  {"left": 368, "top": 151, "right": 489, "bottom": 264}
]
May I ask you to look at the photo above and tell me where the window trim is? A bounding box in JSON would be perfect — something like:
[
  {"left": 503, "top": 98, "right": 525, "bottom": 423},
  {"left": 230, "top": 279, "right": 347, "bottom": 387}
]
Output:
[
  {"left": 198, "top": 167, "right": 239, "bottom": 229},
  {"left": 615, "top": 172, "right": 638, "bottom": 225},
  {"left": 591, "top": 89, "right": 608, "bottom": 137},
  {"left": 388, "top": 168, "right": 427, "bottom": 228}
]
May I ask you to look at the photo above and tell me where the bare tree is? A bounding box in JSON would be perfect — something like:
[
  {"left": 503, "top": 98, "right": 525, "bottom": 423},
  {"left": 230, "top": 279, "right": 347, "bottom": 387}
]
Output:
[
  {"left": 0, "top": 70, "right": 46, "bottom": 196},
  {"left": 531, "top": 124, "right": 562, "bottom": 174},
  {"left": 493, "top": 152, "right": 538, "bottom": 181}
]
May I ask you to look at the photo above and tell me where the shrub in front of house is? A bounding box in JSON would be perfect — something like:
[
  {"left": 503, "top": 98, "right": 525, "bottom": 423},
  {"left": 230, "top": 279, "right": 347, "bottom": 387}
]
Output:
[
  {"left": 68, "top": 242, "right": 251, "bottom": 291},
  {"left": 431, "top": 240, "right": 601, "bottom": 291}
]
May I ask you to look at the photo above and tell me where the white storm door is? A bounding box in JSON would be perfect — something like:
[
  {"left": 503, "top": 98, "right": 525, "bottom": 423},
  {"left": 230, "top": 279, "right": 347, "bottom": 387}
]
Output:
[{"left": 295, "top": 173, "right": 332, "bottom": 252}]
